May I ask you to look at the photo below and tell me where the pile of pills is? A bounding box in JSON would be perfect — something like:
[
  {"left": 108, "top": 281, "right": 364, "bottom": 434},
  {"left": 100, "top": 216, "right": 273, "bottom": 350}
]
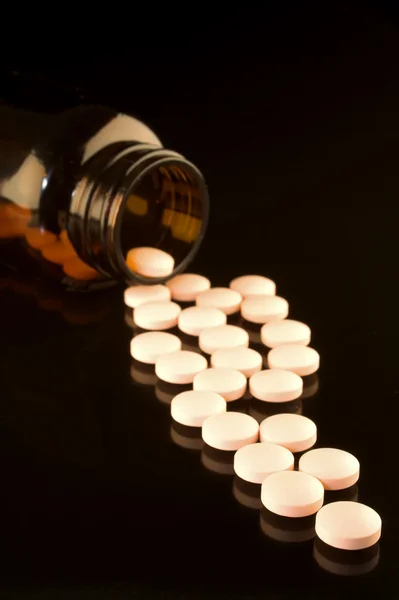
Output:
[{"left": 125, "top": 263, "right": 382, "bottom": 569}]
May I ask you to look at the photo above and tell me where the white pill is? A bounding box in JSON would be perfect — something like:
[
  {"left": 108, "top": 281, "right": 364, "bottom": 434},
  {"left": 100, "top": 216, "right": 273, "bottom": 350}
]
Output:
[
  {"left": 234, "top": 442, "right": 294, "bottom": 484},
  {"left": 171, "top": 390, "right": 226, "bottom": 427},
  {"left": 196, "top": 287, "right": 242, "bottom": 315},
  {"left": 202, "top": 412, "right": 259, "bottom": 451},
  {"left": 130, "top": 331, "right": 181, "bottom": 364},
  {"left": 124, "top": 284, "right": 171, "bottom": 308},
  {"left": 260, "top": 413, "right": 317, "bottom": 453},
  {"left": 315, "top": 502, "right": 382, "bottom": 550},
  {"left": 133, "top": 301, "right": 181, "bottom": 330},
  {"left": 249, "top": 369, "right": 303, "bottom": 402},
  {"left": 126, "top": 247, "right": 175, "bottom": 278},
  {"left": 211, "top": 347, "right": 262, "bottom": 378},
  {"left": 155, "top": 350, "right": 207, "bottom": 384},
  {"left": 268, "top": 344, "right": 320, "bottom": 376},
  {"left": 241, "top": 295, "right": 289, "bottom": 324},
  {"left": 261, "top": 319, "right": 311, "bottom": 348},
  {"left": 199, "top": 324, "right": 249, "bottom": 354},
  {"left": 261, "top": 471, "right": 324, "bottom": 518},
  {"left": 193, "top": 368, "right": 247, "bottom": 401},
  {"left": 299, "top": 448, "right": 360, "bottom": 490},
  {"left": 230, "top": 275, "right": 276, "bottom": 298},
  {"left": 178, "top": 306, "right": 226, "bottom": 336},
  {"left": 166, "top": 273, "right": 211, "bottom": 302}
]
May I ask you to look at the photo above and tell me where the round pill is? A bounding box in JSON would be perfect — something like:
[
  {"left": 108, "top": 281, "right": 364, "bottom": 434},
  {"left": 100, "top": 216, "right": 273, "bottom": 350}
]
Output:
[
  {"left": 202, "top": 412, "right": 259, "bottom": 451},
  {"left": 261, "top": 319, "right": 311, "bottom": 348},
  {"left": 315, "top": 502, "right": 382, "bottom": 550},
  {"left": 234, "top": 442, "right": 294, "bottom": 484},
  {"left": 133, "top": 301, "right": 181, "bottom": 330},
  {"left": 199, "top": 324, "right": 249, "bottom": 354},
  {"left": 211, "top": 347, "right": 262, "bottom": 378},
  {"left": 299, "top": 448, "right": 360, "bottom": 490},
  {"left": 196, "top": 287, "right": 242, "bottom": 315},
  {"left": 230, "top": 274, "right": 276, "bottom": 298},
  {"left": 261, "top": 471, "right": 324, "bottom": 518},
  {"left": 268, "top": 344, "right": 320, "bottom": 376},
  {"left": 166, "top": 273, "right": 211, "bottom": 302},
  {"left": 260, "top": 413, "right": 317, "bottom": 453},
  {"left": 126, "top": 247, "right": 175, "bottom": 278},
  {"left": 178, "top": 306, "right": 226, "bottom": 336},
  {"left": 130, "top": 331, "right": 181, "bottom": 364},
  {"left": 171, "top": 390, "right": 227, "bottom": 427},
  {"left": 194, "top": 367, "right": 247, "bottom": 401},
  {"left": 249, "top": 369, "right": 303, "bottom": 402},
  {"left": 155, "top": 350, "right": 207, "bottom": 384},
  {"left": 124, "top": 284, "right": 171, "bottom": 308},
  {"left": 241, "top": 295, "right": 289, "bottom": 324}
]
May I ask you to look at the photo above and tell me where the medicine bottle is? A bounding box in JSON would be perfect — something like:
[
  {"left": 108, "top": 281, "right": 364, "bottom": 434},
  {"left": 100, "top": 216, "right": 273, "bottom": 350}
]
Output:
[{"left": 0, "top": 105, "right": 209, "bottom": 290}]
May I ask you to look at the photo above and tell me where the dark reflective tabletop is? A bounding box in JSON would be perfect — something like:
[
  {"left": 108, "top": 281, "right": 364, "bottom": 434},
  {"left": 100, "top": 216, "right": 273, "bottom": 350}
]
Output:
[{"left": 1, "top": 3, "right": 398, "bottom": 598}]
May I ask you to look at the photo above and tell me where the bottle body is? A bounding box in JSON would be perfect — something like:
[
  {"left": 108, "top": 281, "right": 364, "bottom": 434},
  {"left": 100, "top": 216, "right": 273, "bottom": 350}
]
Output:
[{"left": 0, "top": 106, "right": 208, "bottom": 291}]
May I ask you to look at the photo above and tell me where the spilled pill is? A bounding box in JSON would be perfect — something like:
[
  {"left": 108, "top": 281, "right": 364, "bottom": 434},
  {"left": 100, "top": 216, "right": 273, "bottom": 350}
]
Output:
[
  {"left": 234, "top": 442, "right": 294, "bottom": 484},
  {"left": 193, "top": 367, "right": 247, "bottom": 401},
  {"left": 171, "top": 390, "right": 226, "bottom": 427},
  {"left": 166, "top": 273, "right": 211, "bottom": 301},
  {"left": 196, "top": 287, "right": 242, "bottom": 315},
  {"left": 126, "top": 247, "right": 175, "bottom": 278},
  {"left": 202, "top": 412, "right": 259, "bottom": 451},
  {"left": 199, "top": 324, "right": 249, "bottom": 354},
  {"left": 261, "top": 319, "right": 311, "bottom": 348},
  {"left": 249, "top": 369, "right": 303, "bottom": 402},
  {"left": 268, "top": 344, "right": 320, "bottom": 376},
  {"left": 230, "top": 275, "right": 276, "bottom": 298},
  {"left": 133, "top": 301, "right": 181, "bottom": 330}
]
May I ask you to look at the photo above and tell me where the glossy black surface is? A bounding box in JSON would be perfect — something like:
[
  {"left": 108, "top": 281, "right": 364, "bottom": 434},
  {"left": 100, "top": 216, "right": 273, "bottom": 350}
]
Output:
[{"left": 1, "top": 3, "right": 399, "bottom": 598}]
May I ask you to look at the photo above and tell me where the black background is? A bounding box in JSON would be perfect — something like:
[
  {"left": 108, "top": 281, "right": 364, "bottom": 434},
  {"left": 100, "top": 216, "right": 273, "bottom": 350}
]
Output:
[{"left": 1, "top": 1, "right": 399, "bottom": 597}]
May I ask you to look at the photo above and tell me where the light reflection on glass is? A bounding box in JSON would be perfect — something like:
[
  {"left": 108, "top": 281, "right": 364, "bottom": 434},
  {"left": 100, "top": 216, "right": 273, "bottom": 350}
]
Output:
[
  {"left": 201, "top": 444, "right": 235, "bottom": 476},
  {"left": 313, "top": 538, "right": 380, "bottom": 576},
  {"left": 260, "top": 507, "right": 316, "bottom": 543},
  {"left": 170, "top": 421, "right": 203, "bottom": 451},
  {"left": 233, "top": 476, "right": 262, "bottom": 510}
]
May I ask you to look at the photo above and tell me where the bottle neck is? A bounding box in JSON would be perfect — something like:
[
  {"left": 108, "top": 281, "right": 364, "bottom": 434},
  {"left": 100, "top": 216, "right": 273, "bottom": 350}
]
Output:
[{"left": 69, "top": 142, "right": 209, "bottom": 284}]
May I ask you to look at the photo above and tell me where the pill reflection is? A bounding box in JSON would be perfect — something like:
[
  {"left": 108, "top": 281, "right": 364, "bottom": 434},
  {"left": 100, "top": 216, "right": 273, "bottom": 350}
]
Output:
[
  {"left": 313, "top": 538, "right": 380, "bottom": 576},
  {"left": 260, "top": 507, "right": 316, "bottom": 543},
  {"left": 249, "top": 398, "right": 303, "bottom": 424},
  {"left": 201, "top": 444, "right": 235, "bottom": 475},
  {"left": 155, "top": 380, "right": 191, "bottom": 405},
  {"left": 130, "top": 360, "right": 157, "bottom": 387},
  {"left": 233, "top": 476, "right": 262, "bottom": 510},
  {"left": 179, "top": 332, "right": 204, "bottom": 354},
  {"left": 323, "top": 485, "right": 359, "bottom": 505},
  {"left": 170, "top": 422, "right": 203, "bottom": 451},
  {"left": 301, "top": 374, "right": 320, "bottom": 399}
]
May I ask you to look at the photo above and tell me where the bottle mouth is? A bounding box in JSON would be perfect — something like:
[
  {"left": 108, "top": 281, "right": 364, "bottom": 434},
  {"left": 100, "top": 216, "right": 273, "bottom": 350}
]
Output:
[{"left": 115, "top": 156, "right": 209, "bottom": 284}]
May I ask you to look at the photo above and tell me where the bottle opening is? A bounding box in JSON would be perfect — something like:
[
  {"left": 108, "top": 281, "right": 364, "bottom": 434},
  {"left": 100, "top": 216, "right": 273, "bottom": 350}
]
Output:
[{"left": 118, "top": 159, "right": 208, "bottom": 283}]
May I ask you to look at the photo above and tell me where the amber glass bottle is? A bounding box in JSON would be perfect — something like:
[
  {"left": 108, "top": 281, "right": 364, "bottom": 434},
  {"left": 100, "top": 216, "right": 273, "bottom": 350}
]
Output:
[{"left": 0, "top": 105, "right": 209, "bottom": 291}]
